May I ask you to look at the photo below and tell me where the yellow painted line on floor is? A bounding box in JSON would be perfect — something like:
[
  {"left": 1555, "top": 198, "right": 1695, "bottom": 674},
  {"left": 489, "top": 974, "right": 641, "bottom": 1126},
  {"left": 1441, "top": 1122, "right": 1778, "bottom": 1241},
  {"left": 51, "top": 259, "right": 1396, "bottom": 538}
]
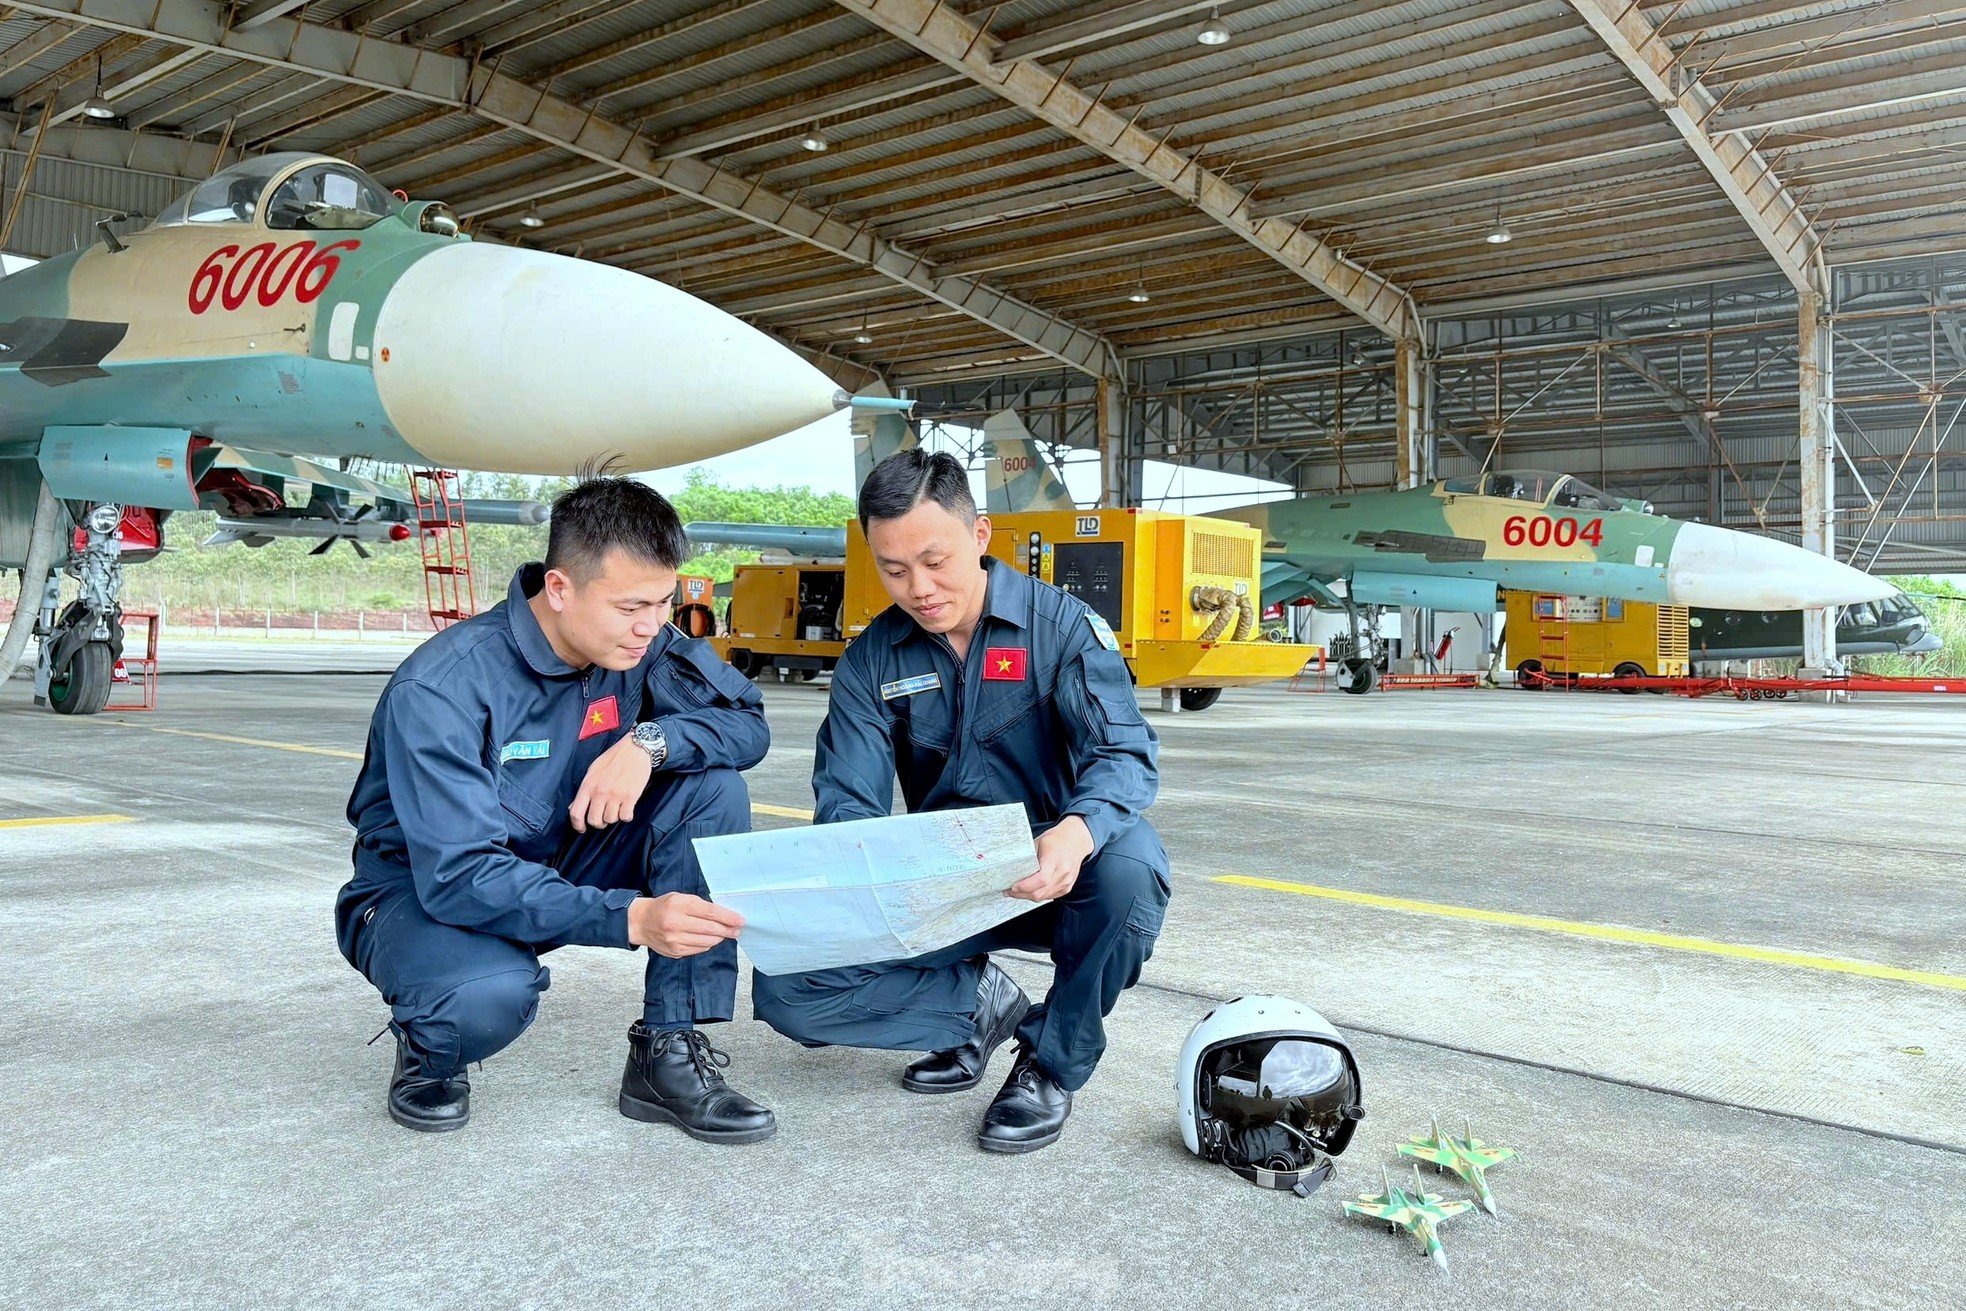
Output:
[
  {"left": 111, "top": 722, "right": 820, "bottom": 824},
  {"left": 116, "top": 723, "right": 364, "bottom": 760},
  {"left": 1214, "top": 873, "right": 1966, "bottom": 993},
  {"left": 0, "top": 813, "right": 135, "bottom": 830}
]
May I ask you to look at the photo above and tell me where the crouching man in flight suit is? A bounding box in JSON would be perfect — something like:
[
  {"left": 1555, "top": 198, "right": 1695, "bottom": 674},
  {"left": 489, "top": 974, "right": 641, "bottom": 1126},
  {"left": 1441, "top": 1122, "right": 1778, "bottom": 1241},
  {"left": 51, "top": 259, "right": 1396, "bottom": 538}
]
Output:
[
  {"left": 753, "top": 451, "right": 1169, "bottom": 1153},
  {"left": 336, "top": 477, "right": 775, "bottom": 1141}
]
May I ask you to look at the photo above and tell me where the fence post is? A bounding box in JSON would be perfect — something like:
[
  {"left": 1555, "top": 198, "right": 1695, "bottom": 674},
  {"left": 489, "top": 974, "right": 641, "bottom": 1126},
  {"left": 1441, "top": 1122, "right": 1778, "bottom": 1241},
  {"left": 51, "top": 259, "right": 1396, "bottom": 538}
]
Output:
[
  {"left": 213, "top": 606, "right": 220, "bottom": 636},
  {"left": 313, "top": 610, "right": 319, "bottom": 639},
  {"left": 265, "top": 606, "right": 272, "bottom": 637},
  {"left": 358, "top": 609, "right": 365, "bottom": 635},
  {"left": 401, "top": 610, "right": 408, "bottom": 634}
]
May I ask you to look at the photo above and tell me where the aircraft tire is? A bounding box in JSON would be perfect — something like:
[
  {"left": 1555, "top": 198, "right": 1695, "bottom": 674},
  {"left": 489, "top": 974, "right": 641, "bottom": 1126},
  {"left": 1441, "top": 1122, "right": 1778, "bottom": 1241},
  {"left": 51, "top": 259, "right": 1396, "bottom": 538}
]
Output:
[
  {"left": 49, "top": 641, "right": 112, "bottom": 716},
  {"left": 1178, "top": 686, "right": 1222, "bottom": 712},
  {"left": 1340, "top": 656, "right": 1379, "bottom": 695},
  {"left": 1515, "top": 659, "right": 1543, "bottom": 690},
  {"left": 1613, "top": 661, "right": 1646, "bottom": 693}
]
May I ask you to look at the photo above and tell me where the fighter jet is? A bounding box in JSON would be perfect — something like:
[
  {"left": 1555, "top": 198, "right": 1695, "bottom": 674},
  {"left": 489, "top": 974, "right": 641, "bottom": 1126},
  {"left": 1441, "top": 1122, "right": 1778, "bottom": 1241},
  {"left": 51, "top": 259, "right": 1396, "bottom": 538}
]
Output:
[
  {"left": 1213, "top": 470, "right": 1893, "bottom": 690},
  {"left": 1342, "top": 1165, "right": 1477, "bottom": 1269},
  {"left": 1396, "top": 1117, "right": 1517, "bottom": 1216},
  {"left": 0, "top": 151, "right": 904, "bottom": 713}
]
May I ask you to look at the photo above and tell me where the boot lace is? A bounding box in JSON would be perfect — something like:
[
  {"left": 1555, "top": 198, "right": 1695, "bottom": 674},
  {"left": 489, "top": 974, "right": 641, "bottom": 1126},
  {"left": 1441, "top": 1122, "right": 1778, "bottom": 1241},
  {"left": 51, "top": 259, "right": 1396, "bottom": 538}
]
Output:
[{"left": 663, "top": 1028, "right": 731, "bottom": 1087}]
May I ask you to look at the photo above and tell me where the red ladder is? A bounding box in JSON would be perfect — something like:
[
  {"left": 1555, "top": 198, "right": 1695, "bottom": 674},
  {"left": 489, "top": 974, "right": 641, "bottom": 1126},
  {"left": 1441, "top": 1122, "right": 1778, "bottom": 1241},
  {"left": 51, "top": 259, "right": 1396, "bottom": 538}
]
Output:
[{"left": 410, "top": 469, "right": 476, "bottom": 630}]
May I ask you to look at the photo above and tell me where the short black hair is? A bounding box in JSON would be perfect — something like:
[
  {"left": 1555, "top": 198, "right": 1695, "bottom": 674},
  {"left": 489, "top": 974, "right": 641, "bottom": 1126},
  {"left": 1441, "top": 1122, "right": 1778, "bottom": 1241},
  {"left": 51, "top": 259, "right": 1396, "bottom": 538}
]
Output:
[
  {"left": 544, "top": 476, "right": 690, "bottom": 580},
  {"left": 857, "top": 449, "right": 976, "bottom": 531}
]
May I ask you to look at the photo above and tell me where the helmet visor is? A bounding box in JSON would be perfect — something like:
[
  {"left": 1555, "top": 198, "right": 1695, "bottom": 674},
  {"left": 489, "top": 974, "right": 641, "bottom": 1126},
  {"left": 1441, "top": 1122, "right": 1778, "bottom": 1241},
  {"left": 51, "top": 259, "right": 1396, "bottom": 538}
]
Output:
[{"left": 1203, "top": 1037, "right": 1356, "bottom": 1153}]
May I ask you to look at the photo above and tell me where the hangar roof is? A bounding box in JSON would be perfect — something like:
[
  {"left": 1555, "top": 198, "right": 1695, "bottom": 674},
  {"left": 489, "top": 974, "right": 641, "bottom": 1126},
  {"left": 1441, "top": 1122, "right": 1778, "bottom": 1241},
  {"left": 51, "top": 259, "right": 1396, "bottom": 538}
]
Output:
[{"left": 3, "top": 0, "right": 1964, "bottom": 389}]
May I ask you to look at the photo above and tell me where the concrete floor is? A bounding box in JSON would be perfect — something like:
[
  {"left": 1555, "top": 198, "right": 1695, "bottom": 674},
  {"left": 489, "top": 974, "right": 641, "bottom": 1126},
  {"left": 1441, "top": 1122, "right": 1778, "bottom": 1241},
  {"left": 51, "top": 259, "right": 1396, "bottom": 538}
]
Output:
[{"left": 3, "top": 653, "right": 1963, "bottom": 1308}]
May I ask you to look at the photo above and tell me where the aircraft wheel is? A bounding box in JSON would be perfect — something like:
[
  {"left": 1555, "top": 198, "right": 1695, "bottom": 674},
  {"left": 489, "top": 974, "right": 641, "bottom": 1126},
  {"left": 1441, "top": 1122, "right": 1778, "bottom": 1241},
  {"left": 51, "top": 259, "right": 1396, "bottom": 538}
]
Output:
[
  {"left": 1514, "top": 659, "right": 1543, "bottom": 690},
  {"left": 1178, "top": 686, "right": 1222, "bottom": 712},
  {"left": 1340, "top": 656, "right": 1379, "bottom": 695},
  {"left": 1613, "top": 661, "right": 1646, "bottom": 693},
  {"left": 49, "top": 641, "right": 112, "bottom": 716}
]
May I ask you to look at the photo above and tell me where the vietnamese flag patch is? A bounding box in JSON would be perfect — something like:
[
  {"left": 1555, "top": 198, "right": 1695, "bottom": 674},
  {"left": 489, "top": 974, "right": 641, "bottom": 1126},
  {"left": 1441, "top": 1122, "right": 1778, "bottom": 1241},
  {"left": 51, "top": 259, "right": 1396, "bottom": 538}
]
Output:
[
  {"left": 579, "top": 695, "right": 620, "bottom": 740},
  {"left": 984, "top": 647, "right": 1028, "bottom": 681}
]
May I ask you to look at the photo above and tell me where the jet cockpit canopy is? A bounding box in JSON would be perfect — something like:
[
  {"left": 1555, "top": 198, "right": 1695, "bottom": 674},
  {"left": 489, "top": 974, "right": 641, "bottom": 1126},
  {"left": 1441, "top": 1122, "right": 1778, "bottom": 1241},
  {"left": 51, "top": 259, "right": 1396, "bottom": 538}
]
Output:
[
  {"left": 1441, "top": 469, "right": 1629, "bottom": 513},
  {"left": 150, "top": 154, "right": 398, "bottom": 232}
]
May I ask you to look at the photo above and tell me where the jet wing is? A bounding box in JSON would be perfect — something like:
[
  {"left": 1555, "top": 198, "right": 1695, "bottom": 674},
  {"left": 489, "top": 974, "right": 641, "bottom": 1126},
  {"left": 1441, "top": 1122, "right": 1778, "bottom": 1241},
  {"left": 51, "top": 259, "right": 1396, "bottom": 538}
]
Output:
[
  {"left": 1343, "top": 1200, "right": 1422, "bottom": 1225},
  {"left": 1396, "top": 1143, "right": 1454, "bottom": 1169}
]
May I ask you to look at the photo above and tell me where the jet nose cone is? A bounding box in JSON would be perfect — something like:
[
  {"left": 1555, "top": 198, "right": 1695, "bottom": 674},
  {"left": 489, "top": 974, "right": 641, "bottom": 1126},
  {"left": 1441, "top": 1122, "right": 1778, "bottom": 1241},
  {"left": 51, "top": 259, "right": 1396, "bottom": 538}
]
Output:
[
  {"left": 1665, "top": 522, "right": 1895, "bottom": 609},
  {"left": 371, "top": 244, "right": 843, "bottom": 474}
]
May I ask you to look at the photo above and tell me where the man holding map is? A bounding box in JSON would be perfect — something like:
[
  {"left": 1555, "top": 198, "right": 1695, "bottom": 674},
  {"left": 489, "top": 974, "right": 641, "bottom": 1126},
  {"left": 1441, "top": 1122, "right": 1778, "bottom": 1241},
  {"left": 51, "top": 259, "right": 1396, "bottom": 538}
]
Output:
[{"left": 751, "top": 450, "right": 1169, "bottom": 1154}]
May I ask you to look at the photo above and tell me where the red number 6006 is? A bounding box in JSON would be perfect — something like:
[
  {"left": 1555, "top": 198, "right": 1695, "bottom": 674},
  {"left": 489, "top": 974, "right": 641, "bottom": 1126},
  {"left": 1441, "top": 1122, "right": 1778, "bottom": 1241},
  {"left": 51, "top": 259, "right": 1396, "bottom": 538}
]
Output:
[{"left": 188, "top": 239, "right": 360, "bottom": 315}]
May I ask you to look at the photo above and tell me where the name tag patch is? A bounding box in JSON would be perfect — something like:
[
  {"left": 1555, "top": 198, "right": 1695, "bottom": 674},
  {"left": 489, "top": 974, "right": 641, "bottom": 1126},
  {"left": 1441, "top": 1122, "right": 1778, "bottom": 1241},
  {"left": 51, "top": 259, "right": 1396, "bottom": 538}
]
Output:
[
  {"left": 881, "top": 672, "right": 942, "bottom": 701},
  {"left": 500, "top": 739, "right": 551, "bottom": 763},
  {"left": 1087, "top": 612, "right": 1120, "bottom": 652}
]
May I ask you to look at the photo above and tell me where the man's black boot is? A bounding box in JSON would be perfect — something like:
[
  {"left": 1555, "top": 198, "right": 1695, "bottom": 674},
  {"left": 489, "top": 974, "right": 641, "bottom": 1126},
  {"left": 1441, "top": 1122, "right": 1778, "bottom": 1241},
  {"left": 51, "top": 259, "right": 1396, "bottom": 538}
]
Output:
[
  {"left": 903, "top": 960, "right": 1030, "bottom": 1093},
  {"left": 618, "top": 1022, "right": 776, "bottom": 1144},
  {"left": 389, "top": 1033, "right": 470, "bottom": 1133},
  {"left": 977, "top": 1047, "right": 1072, "bottom": 1154}
]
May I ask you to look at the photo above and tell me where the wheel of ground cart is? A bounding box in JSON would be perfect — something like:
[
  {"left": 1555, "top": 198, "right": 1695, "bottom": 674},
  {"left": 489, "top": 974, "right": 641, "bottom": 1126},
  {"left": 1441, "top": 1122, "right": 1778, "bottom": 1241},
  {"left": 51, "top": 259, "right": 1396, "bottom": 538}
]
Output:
[
  {"left": 1515, "top": 659, "right": 1544, "bottom": 690},
  {"left": 49, "top": 641, "right": 112, "bottom": 716},
  {"left": 729, "top": 648, "right": 756, "bottom": 677},
  {"left": 1178, "top": 686, "right": 1222, "bottom": 712},
  {"left": 1340, "top": 656, "right": 1379, "bottom": 695},
  {"left": 1613, "top": 661, "right": 1646, "bottom": 694},
  {"left": 796, "top": 667, "right": 817, "bottom": 682}
]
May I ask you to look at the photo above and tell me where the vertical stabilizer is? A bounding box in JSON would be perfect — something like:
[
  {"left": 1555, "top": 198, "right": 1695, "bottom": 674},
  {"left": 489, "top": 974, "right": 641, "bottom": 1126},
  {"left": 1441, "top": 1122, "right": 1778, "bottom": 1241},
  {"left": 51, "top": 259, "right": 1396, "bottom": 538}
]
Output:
[{"left": 981, "top": 408, "right": 1076, "bottom": 512}]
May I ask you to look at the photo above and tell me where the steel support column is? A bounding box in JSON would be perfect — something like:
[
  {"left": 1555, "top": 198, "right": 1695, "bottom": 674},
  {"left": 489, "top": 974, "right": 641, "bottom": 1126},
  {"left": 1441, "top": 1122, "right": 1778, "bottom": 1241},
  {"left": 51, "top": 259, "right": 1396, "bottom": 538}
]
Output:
[
  {"left": 1798, "top": 289, "right": 1838, "bottom": 670},
  {"left": 1394, "top": 338, "right": 1426, "bottom": 489},
  {"left": 1097, "top": 377, "right": 1128, "bottom": 508}
]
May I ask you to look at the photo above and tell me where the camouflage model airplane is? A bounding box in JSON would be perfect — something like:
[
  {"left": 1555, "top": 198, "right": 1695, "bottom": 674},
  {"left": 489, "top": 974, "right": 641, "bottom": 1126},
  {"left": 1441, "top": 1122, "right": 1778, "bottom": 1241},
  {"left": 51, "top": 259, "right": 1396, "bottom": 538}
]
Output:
[
  {"left": 1396, "top": 1117, "right": 1517, "bottom": 1216},
  {"left": 1343, "top": 1165, "right": 1478, "bottom": 1270},
  {"left": 0, "top": 150, "right": 903, "bottom": 714}
]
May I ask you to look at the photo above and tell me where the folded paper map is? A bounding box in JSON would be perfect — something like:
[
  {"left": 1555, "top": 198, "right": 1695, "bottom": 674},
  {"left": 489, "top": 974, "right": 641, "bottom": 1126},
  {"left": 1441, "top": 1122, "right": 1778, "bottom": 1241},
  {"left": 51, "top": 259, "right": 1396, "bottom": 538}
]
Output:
[{"left": 692, "top": 804, "right": 1039, "bottom": 975}]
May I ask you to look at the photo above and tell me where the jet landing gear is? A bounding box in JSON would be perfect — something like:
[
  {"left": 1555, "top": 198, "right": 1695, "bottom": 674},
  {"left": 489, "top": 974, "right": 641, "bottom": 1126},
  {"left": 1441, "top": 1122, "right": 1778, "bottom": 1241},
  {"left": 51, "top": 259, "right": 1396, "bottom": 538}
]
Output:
[
  {"left": 35, "top": 502, "right": 125, "bottom": 716},
  {"left": 1336, "top": 598, "right": 1388, "bottom": 696}
]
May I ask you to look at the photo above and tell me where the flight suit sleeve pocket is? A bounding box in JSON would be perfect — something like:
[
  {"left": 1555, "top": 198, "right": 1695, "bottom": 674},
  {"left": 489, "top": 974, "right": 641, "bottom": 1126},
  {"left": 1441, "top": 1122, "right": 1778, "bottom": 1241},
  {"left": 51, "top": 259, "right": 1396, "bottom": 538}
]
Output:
[
  {"left": 665, "top": 640, "right": 758, "bottom": 709},
  {"left": 1080, "top": 655, "right": 1147, "bottom": 729},
  {"left": 496, "top": 771, "right": 553, "bottom": 834}
]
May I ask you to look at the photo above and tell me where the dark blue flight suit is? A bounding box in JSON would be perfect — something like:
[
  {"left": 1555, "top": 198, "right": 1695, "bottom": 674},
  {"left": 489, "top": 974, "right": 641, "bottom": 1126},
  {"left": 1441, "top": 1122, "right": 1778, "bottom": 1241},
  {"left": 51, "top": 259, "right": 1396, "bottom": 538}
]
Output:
[
  {"left": 335, "top": 564, "right": 768, "bottom": 1079},
  {"left": 752, "top": 556, "right": 1168, "bottom": 1091}
]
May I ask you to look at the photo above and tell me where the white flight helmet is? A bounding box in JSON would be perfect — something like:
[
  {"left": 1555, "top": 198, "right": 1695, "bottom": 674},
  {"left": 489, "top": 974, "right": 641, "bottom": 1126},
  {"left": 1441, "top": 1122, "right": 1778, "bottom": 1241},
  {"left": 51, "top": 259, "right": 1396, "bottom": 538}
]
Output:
[{"left": 1177, "top": 995, "right": 1364, "bottom": 1197}]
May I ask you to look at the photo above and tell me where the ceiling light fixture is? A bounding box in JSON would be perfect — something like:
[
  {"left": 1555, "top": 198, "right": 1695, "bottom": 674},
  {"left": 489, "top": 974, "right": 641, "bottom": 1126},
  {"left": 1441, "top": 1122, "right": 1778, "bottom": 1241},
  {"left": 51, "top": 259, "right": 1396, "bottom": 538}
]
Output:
[
  {"left": 1484, "top": 208, "right": 1512, "bottom": 245},
  {"left": 1197, "top": 7, "right": 1231, "bottom": 45},
  {"left": 517, "top": 206, "right": 544, "bottom": 229},
  {"left": 851, "top": 314, "right": 874, "bottom": 345},
  {"left": 1126, "top": 282, "right": 1152, "bottom": 304},
  {"left": 800, "top": 127, "right": 830, "bottom": 152},
  {"left": 80, "top": 56, "right": 114, "bottom": 119}
]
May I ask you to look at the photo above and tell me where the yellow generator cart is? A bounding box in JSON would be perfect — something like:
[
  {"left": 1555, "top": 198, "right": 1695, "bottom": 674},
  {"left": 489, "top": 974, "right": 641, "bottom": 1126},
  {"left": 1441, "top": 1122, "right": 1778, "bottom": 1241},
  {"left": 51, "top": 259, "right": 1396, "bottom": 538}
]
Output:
[
  {"left": 712, "top": 509, "right": 1314, "bottom": 710},
  {"left": 1505, "top": 590, "right": 1691, "bottom": 689}
]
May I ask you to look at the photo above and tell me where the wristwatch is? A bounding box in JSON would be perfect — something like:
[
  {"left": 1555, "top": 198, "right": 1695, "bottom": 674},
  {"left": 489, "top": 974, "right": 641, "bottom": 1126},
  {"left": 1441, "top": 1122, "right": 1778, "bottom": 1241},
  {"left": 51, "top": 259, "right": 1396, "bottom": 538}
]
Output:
[{"left": 630, "top": 720, "right": 669, "bottom": 770}]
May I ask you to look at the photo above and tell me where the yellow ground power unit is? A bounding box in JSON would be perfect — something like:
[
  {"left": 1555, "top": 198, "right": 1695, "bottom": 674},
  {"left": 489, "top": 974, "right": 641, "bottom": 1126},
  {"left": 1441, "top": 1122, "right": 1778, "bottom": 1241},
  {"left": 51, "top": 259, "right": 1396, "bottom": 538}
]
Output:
[
  {"left": 1505, "top": 589, "right": 1691, "bottom": 685},
  {"left": 711, "top": 509, "right": 1315, "bottom": 710}
]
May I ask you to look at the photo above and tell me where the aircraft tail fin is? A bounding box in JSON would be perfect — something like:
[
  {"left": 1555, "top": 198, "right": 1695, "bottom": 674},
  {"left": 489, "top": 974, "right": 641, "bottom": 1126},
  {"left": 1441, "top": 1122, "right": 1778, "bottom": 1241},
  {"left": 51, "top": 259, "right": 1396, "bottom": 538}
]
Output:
[
  {"left": 981, "top": 408, "right": 1075, "bottom": 513},
  {"left": 851, "top": 380, "right": 919, "bottom": 489}
]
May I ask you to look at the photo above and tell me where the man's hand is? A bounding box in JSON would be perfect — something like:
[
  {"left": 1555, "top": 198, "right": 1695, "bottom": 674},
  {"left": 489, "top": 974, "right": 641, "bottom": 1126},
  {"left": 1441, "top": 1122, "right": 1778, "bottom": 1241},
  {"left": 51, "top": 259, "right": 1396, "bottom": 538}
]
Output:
[
  {"left": 569, "top": 734, "right": 653, "bottom": 832},
  {"left": 1009, "top": 815, "right": 1096, "bottom": 902},
  {"left": 628, "top": 893, "right": 744, "bottom": 958}
]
